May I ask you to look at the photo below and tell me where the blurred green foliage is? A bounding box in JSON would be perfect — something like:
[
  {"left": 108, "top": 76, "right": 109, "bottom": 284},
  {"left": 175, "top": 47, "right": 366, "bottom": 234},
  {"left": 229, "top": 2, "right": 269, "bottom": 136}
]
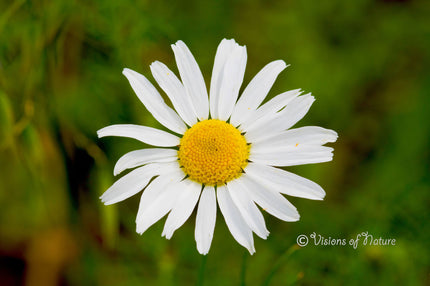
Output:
[{"left": 1, "top": 0, "right": 429, "bottom": 285}]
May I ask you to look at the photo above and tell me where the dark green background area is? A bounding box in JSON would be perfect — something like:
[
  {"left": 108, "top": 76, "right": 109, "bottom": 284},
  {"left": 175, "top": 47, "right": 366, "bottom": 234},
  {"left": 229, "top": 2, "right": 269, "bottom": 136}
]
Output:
[{"left": 0, "top": 0, "right": 429, "bottom": 285}]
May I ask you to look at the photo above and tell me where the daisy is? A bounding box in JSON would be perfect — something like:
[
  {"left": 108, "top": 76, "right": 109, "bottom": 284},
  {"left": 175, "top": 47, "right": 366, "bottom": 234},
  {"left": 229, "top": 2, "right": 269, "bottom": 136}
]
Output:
[{"left": 97, "top": 39, "right": 337, "bottom": 255}]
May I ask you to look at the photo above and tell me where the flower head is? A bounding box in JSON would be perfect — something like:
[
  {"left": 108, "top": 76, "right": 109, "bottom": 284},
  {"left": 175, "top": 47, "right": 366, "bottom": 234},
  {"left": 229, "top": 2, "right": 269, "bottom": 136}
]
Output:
[{"left": 98, "top": 39, "right": 338, "bottom": 255}]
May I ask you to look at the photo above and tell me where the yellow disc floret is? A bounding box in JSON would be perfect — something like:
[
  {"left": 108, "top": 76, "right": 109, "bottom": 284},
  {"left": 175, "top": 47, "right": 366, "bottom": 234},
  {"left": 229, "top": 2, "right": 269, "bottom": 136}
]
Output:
[{"left": 178, "top": 119, "right": 249, "bottom": 186}]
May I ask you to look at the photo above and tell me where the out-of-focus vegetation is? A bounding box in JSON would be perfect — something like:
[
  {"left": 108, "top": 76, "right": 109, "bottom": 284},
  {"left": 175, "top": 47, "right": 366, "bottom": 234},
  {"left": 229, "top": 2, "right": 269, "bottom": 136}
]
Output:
[{"left": 1, "top": 0, "right": 429, "bottom": 285}]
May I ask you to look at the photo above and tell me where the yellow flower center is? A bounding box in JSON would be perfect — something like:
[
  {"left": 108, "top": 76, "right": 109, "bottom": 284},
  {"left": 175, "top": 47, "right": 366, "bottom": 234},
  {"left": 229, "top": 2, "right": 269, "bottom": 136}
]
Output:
[{"left": 178, "top": 119, "right": 249, "bottom": 186}]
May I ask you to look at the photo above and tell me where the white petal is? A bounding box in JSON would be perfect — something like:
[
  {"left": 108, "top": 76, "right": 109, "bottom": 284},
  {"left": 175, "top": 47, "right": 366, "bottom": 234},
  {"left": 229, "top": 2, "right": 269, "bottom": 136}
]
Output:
[
  {"left": 162, "top": 180, "right": 202, "bottom": 239},
  {"left": 239, "top": 89, "right": 301, "bottom": 132},
  {"left": 171, "top": 41, "right": 209, "bottom": 120},
  {"left": 245, "top": 163, "right": 326, "bottom": 200},
  {"left": 227, "top": 180, "right": 269, "bottom": 239},
  {"left": 245, "top": 94, "right": 315, "bottom": 142},
  {"left": 250, "top": 145, "right": 334, "bottom": 166},
  {"left": 150, "top": 61, "right": 198, "bottom": 126},
  {"left": 114, "top": 148, "right": 178, "bottom": 176},
  {"left": 135, "top": 170, "right": 185, "bottom": 234},
  {"left": 122, "top": 68, "right": 186, "bottom": 134},
  {"left": 136, "top": 169, "right": 184, "bottom": 214},
  {"left": 217, "top": 44, "right": 247, "bottom": 121},
  {"left": 217, "top": 185, "right": 255, "bottom": 254},
  {"left": 97, "top": 124, "right": 180, "bottom": 147},
  {"left": 100, "top": 162, "right": 178, "bottom": 205},
  {"left": 230, "top": 60, "right": 287, "bottom": 126},
  {"left": 239, "top": 175, "right": 300, "bottom": 222},
  {"left": 210, "top": 39, "right": 238, "bottom": 119},
  {"left": 251, "top": 126, "right": 338, "bottom": 153},
  {"left": 195, "top": 186, "right": 217, "bottom": 255}
]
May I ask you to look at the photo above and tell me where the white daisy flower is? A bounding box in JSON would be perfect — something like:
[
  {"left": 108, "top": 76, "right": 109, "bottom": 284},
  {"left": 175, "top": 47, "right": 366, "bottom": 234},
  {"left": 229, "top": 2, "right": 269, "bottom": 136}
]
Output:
[{"left": 97, "top": 39, "right": 338, "bottom": 255}]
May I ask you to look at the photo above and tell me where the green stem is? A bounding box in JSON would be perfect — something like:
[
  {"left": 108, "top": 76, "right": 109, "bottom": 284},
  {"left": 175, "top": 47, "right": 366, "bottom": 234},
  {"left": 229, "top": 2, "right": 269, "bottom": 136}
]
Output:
[
  {"left": 196, "top": 254, "right": 208, "bottom": 286},
  {"left": 261, "top": 244, "right": 299, "bottom": 286},
  {"left": 240, "top": 250, "right": 248, "bottom": 286}
]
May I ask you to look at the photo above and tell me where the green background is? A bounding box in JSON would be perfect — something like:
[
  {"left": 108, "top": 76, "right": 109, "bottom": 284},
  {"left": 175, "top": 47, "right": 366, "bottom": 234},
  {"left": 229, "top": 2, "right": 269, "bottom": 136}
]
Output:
[{"left": 1, "top": 0, "right": 429, "bottom": 285}]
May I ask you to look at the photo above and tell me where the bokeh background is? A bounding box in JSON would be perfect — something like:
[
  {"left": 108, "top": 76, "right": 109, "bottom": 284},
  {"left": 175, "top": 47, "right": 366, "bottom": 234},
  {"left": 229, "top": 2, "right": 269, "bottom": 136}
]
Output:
[{"left": 1, "top": 0, "right": 429, "bottom": 285}]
